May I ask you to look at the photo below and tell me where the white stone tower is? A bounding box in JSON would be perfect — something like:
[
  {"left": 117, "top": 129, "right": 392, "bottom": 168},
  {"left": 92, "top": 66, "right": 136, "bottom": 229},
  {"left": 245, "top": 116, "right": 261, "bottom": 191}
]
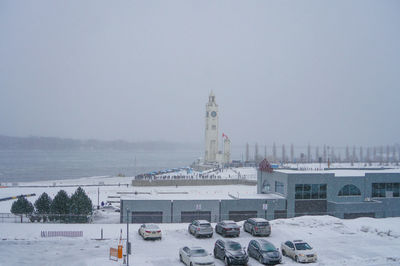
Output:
[{"left": 205, "top": 91, "right": 219, "bottom": 163}]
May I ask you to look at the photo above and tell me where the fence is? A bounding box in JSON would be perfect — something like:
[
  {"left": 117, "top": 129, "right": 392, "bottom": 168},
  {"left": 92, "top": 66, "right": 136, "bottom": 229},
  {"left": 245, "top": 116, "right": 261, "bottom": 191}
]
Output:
[
  {"left": 0, "top": 213, "right": 92, "bottom": 223},
  {"left": 132, "top": 179, "right": 257, "bottom": 187},
  {"left": 41, "top": 231, "right": 83, "bottom": 237}
]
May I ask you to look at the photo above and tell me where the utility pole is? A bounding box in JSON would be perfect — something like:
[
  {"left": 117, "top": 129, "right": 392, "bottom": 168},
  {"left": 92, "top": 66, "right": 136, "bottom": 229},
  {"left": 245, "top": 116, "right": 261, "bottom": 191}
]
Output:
[{"left": 126, "top": 208, "right": 130, "bottom": 266}]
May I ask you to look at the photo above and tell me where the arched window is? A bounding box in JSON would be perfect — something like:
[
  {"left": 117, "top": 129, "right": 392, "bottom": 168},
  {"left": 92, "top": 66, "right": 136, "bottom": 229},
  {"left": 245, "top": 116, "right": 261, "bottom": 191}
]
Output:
[
  {"left": 262, "top": 180, "right": 270, "bottom": 193},
  {"left": 338, "top": 184, "right": 361, "bottom": 196}
]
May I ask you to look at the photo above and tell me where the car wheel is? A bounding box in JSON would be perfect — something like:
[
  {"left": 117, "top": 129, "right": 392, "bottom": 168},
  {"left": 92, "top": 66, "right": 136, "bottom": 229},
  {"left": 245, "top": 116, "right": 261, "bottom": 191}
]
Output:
[
  {"left": 213, "top": 249, "right": 217, "bottom": 258},
  {"left": 209, "top": 233, "right": 213, "bottom": 238},
  {"left": 225, "top": 256, "right": 230, "bottom": 266},
  {"left": 282, "top": 249, "right": 286, "bottom": 256},
  {"left": 295, "top": 256, "right": 299, "bottom": 263},
  {"left": 179, "top": 254, "right": 183, "bottom": 262},
  {"left": 259, "top": 254, "right": 263, "bottom": 263},
  {"left": 251, "top": 229, "right": 255, "bottom": 236},
  {"left": 190, "top": 263, "right": 193, "bottom": 266}
]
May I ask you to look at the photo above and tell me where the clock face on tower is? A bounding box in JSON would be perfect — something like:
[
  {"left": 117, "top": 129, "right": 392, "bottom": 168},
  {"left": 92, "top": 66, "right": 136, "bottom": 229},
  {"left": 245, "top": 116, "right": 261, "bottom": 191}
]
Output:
[{"left": 211, "top": 111, "right": 217, "bottom": 117}]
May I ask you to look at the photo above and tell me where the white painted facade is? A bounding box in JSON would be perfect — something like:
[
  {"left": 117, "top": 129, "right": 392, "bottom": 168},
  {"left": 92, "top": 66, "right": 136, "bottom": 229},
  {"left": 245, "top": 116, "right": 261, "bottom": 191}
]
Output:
[{"left": 204, "top": 92, "right": 219, "bottom": 163}]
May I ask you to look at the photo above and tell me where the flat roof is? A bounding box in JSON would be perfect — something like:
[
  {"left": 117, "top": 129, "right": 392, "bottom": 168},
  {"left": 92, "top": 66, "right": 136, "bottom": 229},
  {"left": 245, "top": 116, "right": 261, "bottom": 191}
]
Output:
[
  {"left": 276, "top": 168, "right": 400, "bottom": 177},
  {"left": 120, "top": 185, "right": 284, "bottom": 201}
]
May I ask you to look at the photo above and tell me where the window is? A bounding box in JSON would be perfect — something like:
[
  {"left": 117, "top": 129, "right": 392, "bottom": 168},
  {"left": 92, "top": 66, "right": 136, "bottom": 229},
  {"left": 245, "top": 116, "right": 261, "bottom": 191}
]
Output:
[
  {"left": 275, "top": 181, "right": 284, "bottom": 194},
  {"left": 295, "top": 184, "right": 327, "bottom": 199},
  {"left": 295, "top": 184, "right": 303, "bottom": 199},
  {"left": 372, "top": 183, "right": 400, "bottom": 198},
  {"left": 338, "top": 184, "right": 361, "bottom": 196},
  {"left": 263, "top": 181, "right": 271, "bottom": 193},
  {"left": 303, "top": 184, "right": 311, "bottom": 199},
  {"left": 312, "top": 184, "right": 319, "bottom": 199}
]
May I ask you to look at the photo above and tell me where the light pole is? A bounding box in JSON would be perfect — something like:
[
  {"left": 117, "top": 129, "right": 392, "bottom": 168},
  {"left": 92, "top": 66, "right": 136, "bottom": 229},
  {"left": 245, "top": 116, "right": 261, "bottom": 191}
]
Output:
[{"left": 126, "top": 208, "right": 130, "bottom": 266}]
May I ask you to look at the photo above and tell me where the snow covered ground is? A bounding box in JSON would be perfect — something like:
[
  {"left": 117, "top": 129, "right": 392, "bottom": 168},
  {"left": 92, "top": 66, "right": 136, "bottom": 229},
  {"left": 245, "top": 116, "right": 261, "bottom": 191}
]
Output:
[
  {"left": 1, "top": 165, "right": 400, "bottom": 265},
  {"left": 1, "top": 215, "right": 400, "bottom": 266}
]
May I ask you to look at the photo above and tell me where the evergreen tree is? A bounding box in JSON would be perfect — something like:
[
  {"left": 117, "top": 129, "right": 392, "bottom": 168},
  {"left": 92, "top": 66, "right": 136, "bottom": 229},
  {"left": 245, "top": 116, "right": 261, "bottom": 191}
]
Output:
[
  {"left": 11, "top": 196, "right": 34, "bottom": 216},
  {"left": 34, "top": 192, "right": 52, "bottom": 222},
  {"left": 70, "top": 187, "right": 93, "bottom": 223},
  {"left": 50, "top": 190, "right": 70, "bottom": 222}
]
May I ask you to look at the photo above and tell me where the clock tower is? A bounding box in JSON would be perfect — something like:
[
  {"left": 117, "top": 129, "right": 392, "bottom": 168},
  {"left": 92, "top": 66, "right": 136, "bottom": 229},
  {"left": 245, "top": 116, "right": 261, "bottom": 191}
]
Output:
[{"left": 205, "top": 91, "right": 219, "bottom": 163}]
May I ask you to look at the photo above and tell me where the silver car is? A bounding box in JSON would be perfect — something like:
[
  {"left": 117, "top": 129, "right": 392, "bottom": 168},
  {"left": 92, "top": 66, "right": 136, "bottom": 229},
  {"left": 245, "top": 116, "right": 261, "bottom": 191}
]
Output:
[
  {"left": 188, "top": 220, "right": 213, "bottom": 238},
  {"left": 179, "top": 246, "right": 215, "bottom": 266},
  {"left": 281, "top": 240, "right": 317, "bottom": 263}
]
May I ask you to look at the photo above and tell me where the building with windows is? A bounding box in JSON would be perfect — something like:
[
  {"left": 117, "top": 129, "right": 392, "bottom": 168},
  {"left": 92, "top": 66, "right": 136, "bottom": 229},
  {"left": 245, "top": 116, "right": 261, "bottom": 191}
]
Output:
[
  {"left": 120, "top": 162, "right": 400, "bottom": 223},
  {"left": 258, "top": 167, "right": 400, "bottom": 219}
]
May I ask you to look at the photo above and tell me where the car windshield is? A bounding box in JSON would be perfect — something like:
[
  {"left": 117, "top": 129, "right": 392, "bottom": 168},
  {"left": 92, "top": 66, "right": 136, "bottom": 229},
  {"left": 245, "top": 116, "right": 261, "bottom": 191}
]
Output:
[
  {"left": 191, "top": 249, "right": 207, "bottom": 257},
  {"left": 146, "top": 224, "right": 159, "bottom": 229},
  {"left": 256, "top": 222, "right": 269, "bottom": 226},
  {"left": 227, "top": 242, "right": 242, "bottom": 251},
  {"left": 260, "top": 242, "right": 276, "bottom": 252},
  {"left": 295, "top": 243, "right": 312, "bottom": 250},
  {"left": 200, "top": 223, "right": 211, "bottom": 227}
]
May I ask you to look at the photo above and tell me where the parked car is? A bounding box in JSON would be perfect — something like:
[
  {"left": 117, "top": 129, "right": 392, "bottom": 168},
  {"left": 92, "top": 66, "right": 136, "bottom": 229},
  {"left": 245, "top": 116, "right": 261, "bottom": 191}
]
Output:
[
  {"left": 138, "top": 224, "right": 162, "bottom": 240},
  {"left": 213, "top": 239, "right": 249, "bottom": 266},
  {"left": 215, "top": 220, "right": 240, "bottom": 237},
  {"left": 188, "top": 220, "right": 213, "bottom": 238},
  {"left": 179, "top": 246, "right": 215, "bottom": 266},
  {"left": 243, "top": 218, "right": 271, "bottom": 236},
  {"left": 247, "top": 239, "right": 282, "bottom": 265},
  {"left": 281, "top": 240, "right": 317, "bottom": 263}
]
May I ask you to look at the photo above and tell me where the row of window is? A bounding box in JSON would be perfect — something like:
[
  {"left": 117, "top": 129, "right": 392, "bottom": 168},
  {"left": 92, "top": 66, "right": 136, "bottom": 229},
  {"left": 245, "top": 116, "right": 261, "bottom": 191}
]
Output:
[
  {"left": 295, "top": 184, "right": 327, "bottom": 199},
  {"left": 269, "top": 182, "right": 399, "bottom": 199},
  {"left": 372, "top": 183, "right": 400, "bottom": 198}
]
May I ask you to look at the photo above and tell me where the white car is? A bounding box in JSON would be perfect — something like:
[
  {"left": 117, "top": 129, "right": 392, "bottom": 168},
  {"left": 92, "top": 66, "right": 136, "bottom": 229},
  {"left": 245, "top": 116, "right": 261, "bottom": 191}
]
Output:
[
  {"left": 281, "top": 240, "right": 317, "bottom": 263},
  {"left": 179, "top": 246, "right": 215, "bottom": 266},
  {"left": 138, "top": 224, "right": 162, "bottom": 240}
]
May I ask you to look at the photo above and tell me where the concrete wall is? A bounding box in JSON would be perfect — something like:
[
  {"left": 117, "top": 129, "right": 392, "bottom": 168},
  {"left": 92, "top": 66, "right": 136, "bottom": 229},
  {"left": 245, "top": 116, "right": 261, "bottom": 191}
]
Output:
[
  {"left": 120, "top": 200, "right": 172, "bottom": 223},
  {"left": 221, "top": 198, "right": 286, "bottom": 221},
  {"left": 327, "top": 200, "right": 384, "bottom": 218},
  {"left": 120, "top": 198, "right": 287, "bottom": 223},
  {"left": 132, "top": 179, "right": 256, "bottom": 187},
  {"left": 172, "top": 200, "right": 220, "bottom": 223}
]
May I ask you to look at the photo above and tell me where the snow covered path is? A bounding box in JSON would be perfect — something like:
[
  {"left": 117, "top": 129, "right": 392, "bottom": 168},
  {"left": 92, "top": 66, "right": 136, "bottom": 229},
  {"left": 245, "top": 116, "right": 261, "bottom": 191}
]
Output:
[{"left": 1, "top": 215, "right": 400, "bottom": 266}]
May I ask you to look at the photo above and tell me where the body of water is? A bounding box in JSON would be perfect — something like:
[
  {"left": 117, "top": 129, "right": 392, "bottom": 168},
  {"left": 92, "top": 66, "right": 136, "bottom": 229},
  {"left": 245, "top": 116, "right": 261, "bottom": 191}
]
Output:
[{"left": 0, "top": 149, "right": 203, "bottom": 183}]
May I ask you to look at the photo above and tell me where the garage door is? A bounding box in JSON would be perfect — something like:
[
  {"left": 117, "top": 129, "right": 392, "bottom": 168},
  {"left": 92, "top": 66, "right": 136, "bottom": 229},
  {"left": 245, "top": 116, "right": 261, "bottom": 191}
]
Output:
[
  {"left": 181, "top": 211, "right": 211, "bottom": 223},
  {"left": 295, "top": 200, "right": 327, "bottom": 217},
  {"left": 228, "top": 211, "right": 258, "bottom": 222},
  {"left": 344, "top": 212, "right": 375, "bottom": 219},
  {"left": 131, "top": 211, "right": 163, "bottom": 223}
]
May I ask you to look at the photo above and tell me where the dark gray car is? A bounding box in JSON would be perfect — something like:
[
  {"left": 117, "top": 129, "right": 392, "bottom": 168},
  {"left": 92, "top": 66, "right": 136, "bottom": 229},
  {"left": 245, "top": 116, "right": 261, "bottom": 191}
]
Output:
[
  {"left": 215, "top": 220, "right": 240, "bottom": 237},
  {"left": 248, "top": 239, "right": 281, "bottom": 265},
  {"left": 243, "top": 218, "right": 271, "bottom": 236},
  {"left": 214, "top": 239, "right": 249, "bottom": 266}
]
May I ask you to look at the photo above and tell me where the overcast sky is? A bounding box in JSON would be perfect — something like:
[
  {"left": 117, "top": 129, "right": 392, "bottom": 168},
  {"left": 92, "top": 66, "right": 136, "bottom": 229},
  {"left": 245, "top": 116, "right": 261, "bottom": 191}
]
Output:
[{"left": 0, "top": 0, "right": 399, "bottom": 147}]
